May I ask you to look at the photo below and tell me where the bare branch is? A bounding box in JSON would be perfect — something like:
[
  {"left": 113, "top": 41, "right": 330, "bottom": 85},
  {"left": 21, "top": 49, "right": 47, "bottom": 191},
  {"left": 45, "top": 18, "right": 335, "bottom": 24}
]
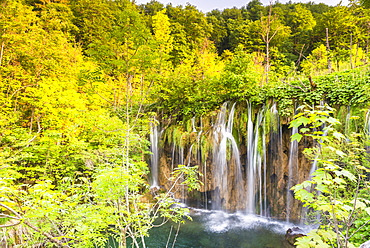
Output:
[
  {"left": 0, "top": 221, "right": 21, "bottom": 228},
  {"left": 348, "top": 219, "right": 370, "bottom": 240},
  {"left": 0, "top": 213, "right": 20, "bottom": 220},
  {"left": 171, "top": 222, "right": 181, "bottom": 248},
  {"left": 0, "top": 203, "right": 22, "bottom": 219}
]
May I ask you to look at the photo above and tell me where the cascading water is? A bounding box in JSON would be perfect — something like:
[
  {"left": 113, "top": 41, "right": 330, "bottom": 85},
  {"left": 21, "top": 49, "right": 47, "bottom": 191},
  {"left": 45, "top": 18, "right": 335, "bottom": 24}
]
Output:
[
  {"left": 345, "top": 105, "right": 351, "bottom": 136},
  {"left": 286, "top": 126, "right": 299, "bottom": 222},
  {"left": 262, "top": 113, "right": 267, "bottom": 216},
  {"left": 266, "top": 103, "right": 285, "bottom": 218},
  {"left": 365, "top": 109, "right": 370, "bottom": 154},
  {"left": 212, "top": 102, "right": 243, "bottom": 210},
  {"left": 154, "top": 102, "right": 315, "bottom": 220},
  {"left": 366, "top": 109, "right": 370, "bottom": 136},
  {"left": 246, "top": 103, "right": 266, "bottom": 215},
  {"left": 149, "top": 121, "right": 160, "bottom": 188}
]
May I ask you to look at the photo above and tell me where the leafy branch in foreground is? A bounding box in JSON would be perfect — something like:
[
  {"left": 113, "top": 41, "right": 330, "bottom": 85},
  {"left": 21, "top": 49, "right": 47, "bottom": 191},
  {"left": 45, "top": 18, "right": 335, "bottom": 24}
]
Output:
[
  {"left": 0, "top": 160, "right": 202, "bottom": 248},
  {"left": 290, "top": 104, "right": 370, "bottom": 248}
]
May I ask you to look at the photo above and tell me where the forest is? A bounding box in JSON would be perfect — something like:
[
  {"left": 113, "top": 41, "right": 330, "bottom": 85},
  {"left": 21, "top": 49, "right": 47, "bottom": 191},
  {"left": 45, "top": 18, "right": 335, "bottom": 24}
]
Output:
[{"left": 1, "top": 0, "right": 370, "bottom": 247}]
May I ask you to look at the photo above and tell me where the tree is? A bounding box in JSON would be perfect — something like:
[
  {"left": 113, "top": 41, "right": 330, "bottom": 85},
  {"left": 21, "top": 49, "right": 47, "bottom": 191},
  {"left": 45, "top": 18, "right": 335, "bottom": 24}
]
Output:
[
  {"left": 246, "top": 0, "right": 265, "bottom": 21},
  {"left": 70, "top": 0, "right": 116, "bottom": 49},
  {"left": 152, "top": 9, "right": 173, "bottom": 72},
  {"left": 258, "top": 2, "right": 291, "bottom": 84},
  {"left": 301, "top": 44, "right": 329, "bottom": 75},
  {"left": 207, "top": 10, "right": 228, "bottom": 53},
  {"left": 166, "top": 3, "right": 211, "bottom": 65},
  {"left": 314, "top": 6, "right": 360, "bottom": 71},
  {"left": 285, "top": 4, "right": 316, "bottom": 62}
]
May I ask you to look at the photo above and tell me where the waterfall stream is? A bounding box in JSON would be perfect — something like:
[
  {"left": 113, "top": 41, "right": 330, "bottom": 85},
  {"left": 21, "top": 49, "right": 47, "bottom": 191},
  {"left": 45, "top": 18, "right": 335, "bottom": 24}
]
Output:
[
  {"left": 212, "top": 102, "right": 242, "bottom": 210},
  {"left": 149, "top": 102, "right": 319, "bottom": 220},
  {"left": 149, "top": 121, "right": 160, "bottom": 188},
  {"left": 246, "top": 104, "right": 266, "bottom": 215},
  {"left": 286, "top": 126, "right": 298, "bottom": 222}
]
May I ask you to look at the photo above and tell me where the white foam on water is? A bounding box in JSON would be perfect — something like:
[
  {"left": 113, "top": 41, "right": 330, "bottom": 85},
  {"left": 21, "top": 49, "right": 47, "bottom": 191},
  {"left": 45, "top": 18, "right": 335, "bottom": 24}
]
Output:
[{"left": 192, "top": 210, "right": 311, "bottom": 234}]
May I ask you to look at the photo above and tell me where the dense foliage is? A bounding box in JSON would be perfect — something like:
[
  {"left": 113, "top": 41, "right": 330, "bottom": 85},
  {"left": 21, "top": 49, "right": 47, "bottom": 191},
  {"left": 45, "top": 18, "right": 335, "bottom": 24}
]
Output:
[
  {"left": 0, "top": 0, "right": 370, "bottom": 247},
  {"left": 290, "top": 105, "right": 370, "bottom": 247}
]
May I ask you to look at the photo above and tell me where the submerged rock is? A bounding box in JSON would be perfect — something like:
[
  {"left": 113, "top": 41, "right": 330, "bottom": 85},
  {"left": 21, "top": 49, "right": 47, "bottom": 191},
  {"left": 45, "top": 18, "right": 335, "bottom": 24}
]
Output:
[{"left": 285, "top": 227, "right": 305, "bottom": 246}]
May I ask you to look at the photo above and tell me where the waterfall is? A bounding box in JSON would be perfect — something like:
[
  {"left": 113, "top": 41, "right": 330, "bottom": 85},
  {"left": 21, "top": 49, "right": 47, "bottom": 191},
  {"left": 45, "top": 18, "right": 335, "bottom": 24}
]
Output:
[
  {"left": 150, "top": 121, "right": 160, "bottom": 188},
  {"left": 266, "top": 103, "right": 284, "bottom": 218},
  {"left": 198, "top": 117, "right": 208, "bottom": 209},
  {"left": 366, "top": 109, "right": 370, "bottom": 136},
  {"left": 212, "top": 102, "right": 242, "bottom": 210},
  {"left": 345, "top": 105, "right": 351, "bottom": 136},
  {"left": 262, "top": 114, "right": 267, "bottom": 217},
  {"left": 246, "top": 103, "right": 265, "bottom": 215},
  {"left": 154, "top": 102, "right": 317, "bottom": 220},
  {"left": 246, "top": 104, "right": 254, "bottom": 213},
  {"left": 286, "top": 126, "right": 299, "bottom": 222},
  {"left": 191, "top": 117, "right": 197, "bottom": 132}
]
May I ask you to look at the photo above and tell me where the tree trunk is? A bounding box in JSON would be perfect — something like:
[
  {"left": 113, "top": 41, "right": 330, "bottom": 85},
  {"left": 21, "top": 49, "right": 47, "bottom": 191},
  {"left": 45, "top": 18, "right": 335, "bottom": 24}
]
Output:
[{"left": 326, "top": 28, "right": 332, "bottom": 72}]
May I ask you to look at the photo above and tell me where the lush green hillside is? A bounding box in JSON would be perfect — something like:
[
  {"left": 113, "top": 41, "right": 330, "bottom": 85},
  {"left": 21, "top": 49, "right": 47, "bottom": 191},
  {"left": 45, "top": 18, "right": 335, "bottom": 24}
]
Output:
[{"left": 1, "top": 0, "right": 370, "bottom": 247}]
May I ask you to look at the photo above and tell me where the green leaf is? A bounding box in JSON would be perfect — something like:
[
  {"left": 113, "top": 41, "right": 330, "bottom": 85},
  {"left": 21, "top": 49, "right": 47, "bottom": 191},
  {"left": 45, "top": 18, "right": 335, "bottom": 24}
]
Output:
[
  {"left": 291, "top": 133, "right": 303, "bottom": 142},
  {"left": 351, "top": 199, "right": 366, "bottom": 209},
  {"left": 335, "top": 169, "right": 356, "bottom": 181},
  {"left": 333, "top": 177, "right": 345, "bottom": 185},
  {"left": 295, "top": 235, "right": 312, "bottom": 248},
  {"left": 316, "top": 184, "right": 329, "bottom": 193},
  {"left": 300, "top": 128, "right": 310, "bottom": 133},
  {"left": 290, "top": 119, "right": 302, "bottom": 128},
  {"left": 335, "top": 150, "right": 346, "bottom": 157},
  {"left": 300, "top": 117, "right": 311, "bottom": 126},
  {"left": 364, "top": 207, "right": 370, "bottom": 215},
  {"left": 333, "top": 131, "right": 345, "bottom": 140},
  {"left": 326, "top": 117, "right": 340, "bottom": 125}
]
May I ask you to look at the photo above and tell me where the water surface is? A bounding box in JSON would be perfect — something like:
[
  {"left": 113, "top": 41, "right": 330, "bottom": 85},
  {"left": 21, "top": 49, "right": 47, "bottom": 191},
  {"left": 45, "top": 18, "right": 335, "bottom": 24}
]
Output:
[{"left": 141, "top": 210, "right": 298, "bottom": 248}]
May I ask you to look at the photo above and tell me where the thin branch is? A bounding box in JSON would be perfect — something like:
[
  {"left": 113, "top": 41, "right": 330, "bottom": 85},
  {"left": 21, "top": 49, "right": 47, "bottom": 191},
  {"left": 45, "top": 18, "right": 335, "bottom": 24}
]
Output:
[
  {"left": 94, "top": 126, "right": 125, "bottom": 133},
  {"left": 25, "top": 127, "right": 43, "bottom": 147},
  {"left": 152, "top": 217, "right": 170, "bottom": 228},
  {"left": 0, "top": 221, "right": 21, "bottom": 228},
  {"left": 48, "top": 219, "right": 67, "bottom": 244},
  {"left": 348, "top": 219, "right": 370, "bottom": 240},
  {"left": 171, "top": 222, "right": 181, "bottom": 248},
  {"left": 0, "top": 203, "right": 22, "bottom": 219},
  {"left": 0, "top": 214, "right": 20, "bottom": 220},
  {"left": 296, "top": 44, "right": 306, "bottom": 68},
  {"left": 89, "top": 81, "right": 114, "bottom": 105},
  {"left": 165, "top": 225, "right": 173, "bottom": 248}
]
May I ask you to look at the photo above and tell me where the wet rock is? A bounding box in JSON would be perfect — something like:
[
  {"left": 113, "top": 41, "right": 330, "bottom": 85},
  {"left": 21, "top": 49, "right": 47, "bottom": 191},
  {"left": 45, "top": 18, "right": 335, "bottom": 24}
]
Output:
[
  {"left": 360, "top": 240, "right": 370, "bottom": 248},
  {"left": 285, "top": 227, "right": 305, "bottom": 246}
]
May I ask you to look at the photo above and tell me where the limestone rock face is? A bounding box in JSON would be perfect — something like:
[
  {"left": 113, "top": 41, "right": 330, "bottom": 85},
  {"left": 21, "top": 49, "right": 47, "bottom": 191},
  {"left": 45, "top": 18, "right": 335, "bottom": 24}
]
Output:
[{"left": 154, "top": 106, "right": 314, "bottom": 220}]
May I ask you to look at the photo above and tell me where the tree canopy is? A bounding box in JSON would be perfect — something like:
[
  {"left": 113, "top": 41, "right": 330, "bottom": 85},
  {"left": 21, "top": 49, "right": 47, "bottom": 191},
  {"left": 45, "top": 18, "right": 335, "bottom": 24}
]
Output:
[{"left": 1, "top": 0, "right": 370, "bottom": 247}]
